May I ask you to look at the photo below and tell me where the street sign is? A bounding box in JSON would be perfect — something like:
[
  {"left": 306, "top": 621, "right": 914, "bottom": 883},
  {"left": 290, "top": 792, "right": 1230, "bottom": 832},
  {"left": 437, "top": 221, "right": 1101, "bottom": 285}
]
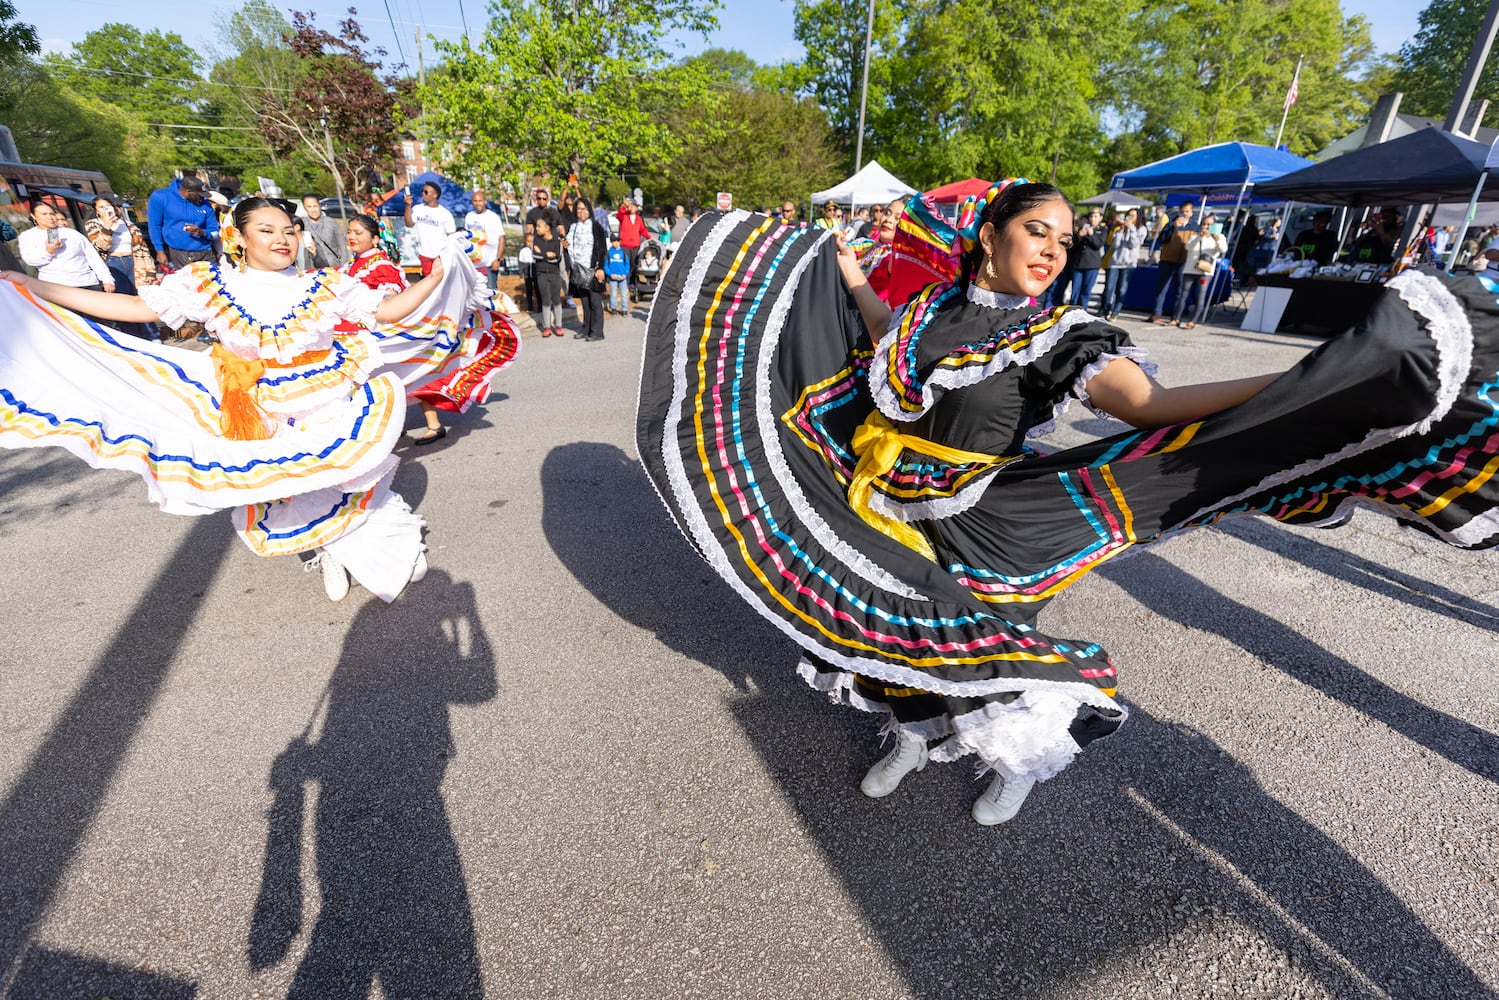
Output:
[{"left": 716, "top": 192, "right": 733, "bottom": 211}]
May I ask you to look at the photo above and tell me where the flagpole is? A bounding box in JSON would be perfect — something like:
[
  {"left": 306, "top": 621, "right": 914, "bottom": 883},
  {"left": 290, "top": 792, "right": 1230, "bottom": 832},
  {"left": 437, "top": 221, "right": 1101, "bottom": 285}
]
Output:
[{"left": 1273, "top": 55, "right": 1303, "bottom": 149}]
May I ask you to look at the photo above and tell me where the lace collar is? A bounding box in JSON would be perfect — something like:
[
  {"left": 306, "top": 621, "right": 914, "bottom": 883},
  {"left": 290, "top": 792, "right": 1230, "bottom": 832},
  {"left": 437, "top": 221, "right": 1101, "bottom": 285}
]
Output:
[{"left": 965, "top": 283, "right": 1031, "bottom": 310}]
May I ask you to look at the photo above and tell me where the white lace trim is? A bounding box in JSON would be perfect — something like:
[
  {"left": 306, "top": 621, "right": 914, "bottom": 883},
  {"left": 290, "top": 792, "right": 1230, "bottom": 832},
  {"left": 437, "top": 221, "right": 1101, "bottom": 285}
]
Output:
[
  {"left": 1176, "top": 269, "right": 1471, "bottom": 528},
  {"left": 965, "top": 284, "right": 1031, "bottom": 309},
  {"left": 870, "top": 307, "right": 1098, "bottom": 423},
  {"left": 1072, "top": 346, "right": 1158, "bottom": 415},
  {"left": 864, "top": 466, "right": 1008, "bottom": 523},
  {"left": 797, "top": 657, "right": 1118, "bottom": 784}
]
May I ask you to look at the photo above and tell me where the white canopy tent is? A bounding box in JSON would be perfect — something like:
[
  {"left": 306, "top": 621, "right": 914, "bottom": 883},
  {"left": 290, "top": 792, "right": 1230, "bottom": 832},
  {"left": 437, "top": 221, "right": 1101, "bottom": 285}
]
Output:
[
  {"left": 1077, "top": 190, "right": 1150, "bottom": 209},
  {"left": 810, "top": 160, "right": 917, "bottom": 206}
]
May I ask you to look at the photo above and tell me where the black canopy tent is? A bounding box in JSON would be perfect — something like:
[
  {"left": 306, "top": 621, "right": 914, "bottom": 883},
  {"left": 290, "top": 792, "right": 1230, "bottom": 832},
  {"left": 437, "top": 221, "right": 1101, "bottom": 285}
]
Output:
[{"left": 1255, "top": 127, "right": 1489, "bottom": 205}]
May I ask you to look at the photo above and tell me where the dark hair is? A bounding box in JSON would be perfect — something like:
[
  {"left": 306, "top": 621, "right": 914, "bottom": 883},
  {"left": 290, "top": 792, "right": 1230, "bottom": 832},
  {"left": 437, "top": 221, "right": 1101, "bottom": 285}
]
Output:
[
  {"left": 301, "top": 193, "right": 320, "bottom": 203},
  {"left": 422, "top": 181, "right": 441, "bottom": 198},
  {"left": 233, "top": 196, "right": 294, "bottom": 231},
  {"left": 573, "top": 196, "right": 593, "bottom": 220},
  {"left": 960, "top": 181, "right": 1069, "bottom": 284},
  {"left": 349, "top": 214, "right": 398, "bottom": 259}
]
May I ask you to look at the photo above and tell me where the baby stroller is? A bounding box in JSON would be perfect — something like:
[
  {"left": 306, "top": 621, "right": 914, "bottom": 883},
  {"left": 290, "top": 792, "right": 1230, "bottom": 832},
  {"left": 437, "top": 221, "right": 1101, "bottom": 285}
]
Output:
[{"left": 635, "top": 238, "right": 664, "bottom": 300}]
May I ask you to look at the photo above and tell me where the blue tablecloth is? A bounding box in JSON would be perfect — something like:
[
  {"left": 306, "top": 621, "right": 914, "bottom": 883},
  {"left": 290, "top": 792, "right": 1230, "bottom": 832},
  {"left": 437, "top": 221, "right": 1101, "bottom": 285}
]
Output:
[{"left": 1122, "top": 262, "right": 1232, "bottom": 315}]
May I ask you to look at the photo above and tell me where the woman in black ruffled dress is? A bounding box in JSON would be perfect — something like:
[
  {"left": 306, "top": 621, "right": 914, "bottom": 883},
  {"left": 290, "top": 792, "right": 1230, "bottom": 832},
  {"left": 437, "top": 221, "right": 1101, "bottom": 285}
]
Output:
[{"left": 637, "top": 180, "right": 1499, "bottom": 825}]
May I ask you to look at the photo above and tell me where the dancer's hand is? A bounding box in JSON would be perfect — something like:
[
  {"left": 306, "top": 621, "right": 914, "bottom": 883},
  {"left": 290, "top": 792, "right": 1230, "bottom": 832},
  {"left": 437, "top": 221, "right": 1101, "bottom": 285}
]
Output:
[
  {"left": 0, "top": 270, "right": 30, "bottom": 288},
  {"left": 833, "top": 233, "right": 864, "bottom": 286}
]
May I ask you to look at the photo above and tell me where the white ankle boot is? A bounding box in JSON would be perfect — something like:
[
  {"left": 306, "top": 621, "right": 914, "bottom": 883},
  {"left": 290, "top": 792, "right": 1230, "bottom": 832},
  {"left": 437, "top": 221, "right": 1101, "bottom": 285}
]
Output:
[
  {"left": 971, "top": 773, "right": 1035, "bottom": 825},
  {"left": 306, "top": 549, "right": 350, "bottom": 602},
  {"left": 859, "top": 731, "right": 928, "bottom": 798}
]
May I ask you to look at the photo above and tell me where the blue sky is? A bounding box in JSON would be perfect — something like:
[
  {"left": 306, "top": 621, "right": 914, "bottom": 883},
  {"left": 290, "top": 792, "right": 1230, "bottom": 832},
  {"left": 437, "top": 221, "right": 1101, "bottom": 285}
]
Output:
[{"left": 28, "top": 0, "right": 1419, "bottom": 68}]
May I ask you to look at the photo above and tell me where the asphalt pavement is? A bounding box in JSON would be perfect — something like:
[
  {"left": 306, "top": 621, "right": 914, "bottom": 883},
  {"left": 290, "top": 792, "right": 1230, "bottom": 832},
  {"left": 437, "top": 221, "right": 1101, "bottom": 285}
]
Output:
[{"left": 1, "top": 295, "right": 1496, "bottom": 1000}]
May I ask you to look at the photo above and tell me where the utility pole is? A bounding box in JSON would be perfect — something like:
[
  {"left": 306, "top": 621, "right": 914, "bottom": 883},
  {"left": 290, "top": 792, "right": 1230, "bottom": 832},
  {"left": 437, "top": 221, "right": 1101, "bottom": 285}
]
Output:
[
  {"left": 853, "top": 0, "right": 875, "bottom": 173},
  {"left": 416, "top": 28, "right": 425, "bottom": 87}
]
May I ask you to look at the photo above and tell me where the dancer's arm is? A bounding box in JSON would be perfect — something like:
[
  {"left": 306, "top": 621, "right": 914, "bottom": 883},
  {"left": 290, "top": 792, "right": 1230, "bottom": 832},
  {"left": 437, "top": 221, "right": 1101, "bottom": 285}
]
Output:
[
  {"left": 1085, "top": 358, "right": 1279, "bottom": 428},
  {"left": 0, "top": 270, "right": 160, "bottom": 322},
  {"left": 372, "top": 258, "right": 445, "bottom": 322},
  {"left": 834, "top": 236, "right": 892, "bottom": 339}
]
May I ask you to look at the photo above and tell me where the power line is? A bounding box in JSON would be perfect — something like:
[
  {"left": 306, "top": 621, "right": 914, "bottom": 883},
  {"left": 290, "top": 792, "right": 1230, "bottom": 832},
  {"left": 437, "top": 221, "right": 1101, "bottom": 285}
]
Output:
[
  {"left": 144, "top": 123, "right": 263, "bottom": 130},
  {"left": 381, "top": 0, "right": 409, "bottom": 64},
  {"left": 67, "top": 66, "right": 299, "bottom": 95}
]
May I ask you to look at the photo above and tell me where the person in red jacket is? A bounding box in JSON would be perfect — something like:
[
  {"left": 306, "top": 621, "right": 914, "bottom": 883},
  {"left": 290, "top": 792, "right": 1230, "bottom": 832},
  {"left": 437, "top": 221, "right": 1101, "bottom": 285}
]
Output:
[{"left": 616, "top": 198, "right": 649, "bottom": 302}]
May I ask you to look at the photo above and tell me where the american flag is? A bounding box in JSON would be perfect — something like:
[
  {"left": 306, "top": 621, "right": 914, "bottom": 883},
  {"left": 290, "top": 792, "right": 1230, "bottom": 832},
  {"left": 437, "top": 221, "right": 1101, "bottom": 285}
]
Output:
[{"left": 1283, "top": 71, "right": 1300, "bottom": 111}]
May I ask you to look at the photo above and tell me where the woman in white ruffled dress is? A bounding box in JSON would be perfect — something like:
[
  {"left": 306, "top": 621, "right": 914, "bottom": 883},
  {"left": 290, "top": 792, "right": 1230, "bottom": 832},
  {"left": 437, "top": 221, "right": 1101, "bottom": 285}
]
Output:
[{"left": 0, "top": 196, "right": 484, "bottom": 602}]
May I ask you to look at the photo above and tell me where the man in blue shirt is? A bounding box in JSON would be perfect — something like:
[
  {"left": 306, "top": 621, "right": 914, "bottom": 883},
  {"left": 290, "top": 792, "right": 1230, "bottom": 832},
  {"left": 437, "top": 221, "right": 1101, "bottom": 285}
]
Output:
[{"left": 147, "top": 176, "right": 220, "bottom": 271}]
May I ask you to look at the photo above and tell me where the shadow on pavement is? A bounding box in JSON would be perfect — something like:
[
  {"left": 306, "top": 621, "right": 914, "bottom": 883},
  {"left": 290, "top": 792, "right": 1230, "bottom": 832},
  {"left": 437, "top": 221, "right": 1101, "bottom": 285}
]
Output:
[
  {"left": 541, "top": 442, "right": 1493, "bottom": 999},
  {"left": 0, "top": 515, "right": 230, "bottom": 993},
  {"left": 1098, "top": 550, "right": 1499, "bottom": 784},
  {"left": 247, "top": 569, "right": 495, "bottom": 1000},
  {"left": 539, "top": 442, "right": 795, "bottom": 693},
  {"left": 1222, "top": 518, "right": 1499, "bottom": 633}
]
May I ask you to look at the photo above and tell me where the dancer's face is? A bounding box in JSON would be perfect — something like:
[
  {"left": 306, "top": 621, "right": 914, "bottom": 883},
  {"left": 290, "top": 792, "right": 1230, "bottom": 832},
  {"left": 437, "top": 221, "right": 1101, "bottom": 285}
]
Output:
[
  {"left": 977, "top": 197, "right": 1074, "bottom": 299},
  {"left": 347, "top": 223, "right": 377, "bottom": 255},
  {"left": 241, "top": 206, "right": 298, "bottom": 271}
]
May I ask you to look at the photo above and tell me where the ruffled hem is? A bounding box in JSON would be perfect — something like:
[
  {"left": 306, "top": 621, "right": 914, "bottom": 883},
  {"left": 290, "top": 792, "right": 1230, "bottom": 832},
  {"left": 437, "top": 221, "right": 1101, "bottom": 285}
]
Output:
[{"left": 796, "top": 656, "right": 1109, "bottom": 784}]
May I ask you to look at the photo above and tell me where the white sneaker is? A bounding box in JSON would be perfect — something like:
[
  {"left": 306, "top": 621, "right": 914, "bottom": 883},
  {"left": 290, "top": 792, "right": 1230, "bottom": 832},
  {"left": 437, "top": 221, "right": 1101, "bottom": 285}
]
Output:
[
  {"left": 305, "top": 549, "right": 349, "bottom": 602},
  {"left": 410, "top": 550, "right": 428, "bottom": 584},
  {"left": 859, "top": 731, "right": 928, "bottom": 798},
  {"left": 971, "top": 773, "right": 1035, "bottom": 826}
]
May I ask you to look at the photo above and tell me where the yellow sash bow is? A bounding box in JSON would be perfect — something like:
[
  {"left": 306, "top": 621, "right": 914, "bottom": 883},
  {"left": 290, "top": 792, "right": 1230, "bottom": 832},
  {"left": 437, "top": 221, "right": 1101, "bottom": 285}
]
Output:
[{"left": 847, "top": 411, "right": 1005, "bottom": 562}]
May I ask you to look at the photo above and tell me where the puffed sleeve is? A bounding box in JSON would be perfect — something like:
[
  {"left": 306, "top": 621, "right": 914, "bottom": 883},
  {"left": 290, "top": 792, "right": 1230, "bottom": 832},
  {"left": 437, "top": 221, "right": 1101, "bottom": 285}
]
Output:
[
  {"left": 322, "top": 268, "right": 388, "bottom": 328},
  {"left": 136, "top": 262, "right": 215, "bottom": 330},
  {"left": 1019, "top": 308, "right": 1155, "bottom": 418}
]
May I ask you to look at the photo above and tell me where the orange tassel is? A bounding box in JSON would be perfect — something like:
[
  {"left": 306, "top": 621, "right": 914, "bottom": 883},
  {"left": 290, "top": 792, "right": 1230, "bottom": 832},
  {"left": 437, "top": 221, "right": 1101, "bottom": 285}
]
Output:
[{"left": 211, "top": 343, "right": 272, "bottom": 440}]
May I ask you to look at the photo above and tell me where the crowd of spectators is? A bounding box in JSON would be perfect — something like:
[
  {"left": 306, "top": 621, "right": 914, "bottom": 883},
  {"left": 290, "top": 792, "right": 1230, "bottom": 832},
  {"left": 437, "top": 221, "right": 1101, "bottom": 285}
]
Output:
[{"left": 15, "top": 165, "right": 1498, "bottom": 346}]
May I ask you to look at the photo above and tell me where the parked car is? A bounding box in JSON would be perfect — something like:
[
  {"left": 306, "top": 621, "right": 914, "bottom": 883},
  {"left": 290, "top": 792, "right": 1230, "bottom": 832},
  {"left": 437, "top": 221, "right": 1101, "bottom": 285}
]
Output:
[{"left": 319, "top": 196, "right": 361, "bottom": 220}]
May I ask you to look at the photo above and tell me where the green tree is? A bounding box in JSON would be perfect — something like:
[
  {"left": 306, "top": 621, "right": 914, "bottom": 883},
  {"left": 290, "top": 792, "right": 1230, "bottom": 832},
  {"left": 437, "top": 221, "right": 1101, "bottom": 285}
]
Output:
[
  {"left": 43, "top": 24, "right": 222, "bottom": 166},
  {"left": 639, "top": 50, "right": 843, "bottom": 208},
  {"left": 1104, "top": 0, "right": 1376, "bottom": 164},
  {"left": 1, "top": 61, "right": 176, "bottom": 197},
  {"left": 0, "top": 0, "right": 38, "bottom": 67},
  {"left": 207, "top": 2, "right": 408, "bottom": 197},
  {"left": 858, "top": 0, "right": 1133, "bottom": 195},
  {"left": 1392, "top": 0, "right": 1499, "bottom": 119},
  {"left": 418, "top": 0, "right": 725, "bottom": 185},
  {"left": 788, "top": 0, "right": 905, "bottom": 169}
]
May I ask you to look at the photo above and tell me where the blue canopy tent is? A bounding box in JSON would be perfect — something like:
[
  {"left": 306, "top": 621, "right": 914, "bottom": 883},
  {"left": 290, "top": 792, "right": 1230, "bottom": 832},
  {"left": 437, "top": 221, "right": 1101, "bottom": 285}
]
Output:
[
  {"left": 1111, "top": 142, "right": 1315, "bottom": 254},
  {"left": 1110, "top": 142, "right": 1314, "bottom": 194},
  {"left": 376, "top": 171, "right": 486, "bottom": 219}
]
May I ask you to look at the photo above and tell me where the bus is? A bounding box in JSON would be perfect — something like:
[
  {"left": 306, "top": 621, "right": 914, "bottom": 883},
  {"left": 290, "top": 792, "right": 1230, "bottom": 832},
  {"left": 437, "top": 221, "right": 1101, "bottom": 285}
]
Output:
[{"left": 1, "top": 159, "right": 116, "bottom": 231}]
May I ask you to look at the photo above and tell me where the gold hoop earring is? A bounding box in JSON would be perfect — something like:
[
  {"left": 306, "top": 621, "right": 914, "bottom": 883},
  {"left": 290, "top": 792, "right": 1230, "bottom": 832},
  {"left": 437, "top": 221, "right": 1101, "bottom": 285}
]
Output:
[{"left": 984, "top": 254, "right": 997, "bottom": 279}]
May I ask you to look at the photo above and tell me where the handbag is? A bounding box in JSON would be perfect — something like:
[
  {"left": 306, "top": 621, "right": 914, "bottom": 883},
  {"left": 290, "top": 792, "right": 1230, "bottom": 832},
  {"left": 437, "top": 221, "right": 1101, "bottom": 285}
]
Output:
[
  {"left": 570, "top": 257, "right": 594, "bottom": 288},
  {"left": 1194, "top": 253, "right": 1215, "bottom": 274}
]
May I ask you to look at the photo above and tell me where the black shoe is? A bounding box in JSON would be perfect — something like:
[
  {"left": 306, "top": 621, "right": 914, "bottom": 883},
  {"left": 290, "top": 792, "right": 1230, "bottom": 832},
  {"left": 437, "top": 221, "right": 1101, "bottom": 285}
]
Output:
[
  {"left": 585, "top": 335, "right": 604, "bottom": 342},
  {"left": 409, "top": 425, "right": 447, "bottom": 445},
  {"left": 573, "top": 330, "right": 587, "bottom": 339}
]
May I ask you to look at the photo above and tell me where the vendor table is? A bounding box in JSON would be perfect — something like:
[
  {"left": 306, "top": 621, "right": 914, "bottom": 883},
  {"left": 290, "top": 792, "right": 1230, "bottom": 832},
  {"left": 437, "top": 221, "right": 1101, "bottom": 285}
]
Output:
[
  {"left": 1121, "top": 262, "right": 1233, "bottom": 316},
  {"left": 1242, "top": 274, "right": 1385, "bottom": 335}
]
